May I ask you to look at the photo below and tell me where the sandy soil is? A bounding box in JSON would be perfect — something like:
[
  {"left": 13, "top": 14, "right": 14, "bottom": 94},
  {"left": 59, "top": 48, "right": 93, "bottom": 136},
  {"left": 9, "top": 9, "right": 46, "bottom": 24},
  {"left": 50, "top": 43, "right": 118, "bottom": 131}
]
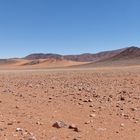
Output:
[
  {"left": 0, "top": 66, "right": 140, "bottom": 140},
  {"left": 0, "top": 59, "right": 89, "bottom": 69}
]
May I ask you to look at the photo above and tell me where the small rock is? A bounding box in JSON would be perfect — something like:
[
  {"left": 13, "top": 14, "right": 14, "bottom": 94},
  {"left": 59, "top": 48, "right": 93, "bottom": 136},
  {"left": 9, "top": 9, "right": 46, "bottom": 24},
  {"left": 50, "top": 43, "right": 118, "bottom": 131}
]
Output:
[
  {"left": 78, "top": 102, "right": 83, "bottom": 105},
  {"left": 120, "top": 96, "right": 125, "bottom": 101},
  {"left": 16, "top": 128, "right": 23, "bottom": 132},
  {"left": 83, "top": 100, "right": 88, "bottom": 102},
  {"left": 89, "top": 114, "right": 96, "bottom": 118},
  {"left": 69, "top": 124, "right": 80, "bottom": 132},
  {"left": 53, "top": 121, "right": 67, "bottom": 128},
  {"left": 69, "top": 124, "right": 77, "bottom": 129},
  {"left": 130, "top": 108, "right": 137, "bottom": 111},
  {"left": 36, "top": 121, "right": 42, "bottom": 125},
  {"left": 74, "top": 127, "right": 81, "bottom": 132},
  {"left": 120, "top": 123, "right": 124, "bottom": 127},
  {"left": 88, "top": 99, "right": 93, "bottom": 102},
  {"left": 7, "top": 122, "right": 13, "bottom": 125},
  {"left": 85, "top": 121, "right": 90, "bottom": 124}
]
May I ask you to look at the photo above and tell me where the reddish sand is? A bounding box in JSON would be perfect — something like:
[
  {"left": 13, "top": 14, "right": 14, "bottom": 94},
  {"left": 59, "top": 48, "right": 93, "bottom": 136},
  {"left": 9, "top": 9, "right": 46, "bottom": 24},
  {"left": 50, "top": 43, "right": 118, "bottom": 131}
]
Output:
[
  {"left": 0, "top": 58, "right": 89, "bottom": 69},
  {"left": 0, "top": 66, "right": 140, "bottom": 140}
]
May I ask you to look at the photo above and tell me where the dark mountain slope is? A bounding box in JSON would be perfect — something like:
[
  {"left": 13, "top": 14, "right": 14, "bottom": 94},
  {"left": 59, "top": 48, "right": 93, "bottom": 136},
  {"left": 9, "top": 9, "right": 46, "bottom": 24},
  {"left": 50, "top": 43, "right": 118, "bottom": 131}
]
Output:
[
  {"left": 73, "top": 46, "right": 140, "bottom": 68},
  {"left": 25, "top": 53, "right": 62, "bottom": 60},
  {"left": 24, "top": 48, "right": 127, "bottom": 62}
]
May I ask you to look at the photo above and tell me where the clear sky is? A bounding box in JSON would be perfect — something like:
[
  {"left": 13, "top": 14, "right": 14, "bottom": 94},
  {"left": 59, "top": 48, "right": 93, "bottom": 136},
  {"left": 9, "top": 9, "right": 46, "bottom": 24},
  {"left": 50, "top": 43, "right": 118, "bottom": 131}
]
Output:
[{"left": 0, "top": 0, "right": 140, "bottom": 58}]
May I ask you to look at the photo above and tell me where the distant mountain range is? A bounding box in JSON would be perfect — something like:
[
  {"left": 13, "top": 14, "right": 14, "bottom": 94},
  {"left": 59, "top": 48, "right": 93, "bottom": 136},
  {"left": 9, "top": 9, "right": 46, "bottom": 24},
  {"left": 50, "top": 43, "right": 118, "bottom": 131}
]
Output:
[
  {"left": 0, "top": 46, "right": 140, "bottom": 68},
  {"left": 75, "top": 46, "right": 140, "bottom": 68},
  {"left": 24, "top": 46, "right": 139, "bottom": 62}
]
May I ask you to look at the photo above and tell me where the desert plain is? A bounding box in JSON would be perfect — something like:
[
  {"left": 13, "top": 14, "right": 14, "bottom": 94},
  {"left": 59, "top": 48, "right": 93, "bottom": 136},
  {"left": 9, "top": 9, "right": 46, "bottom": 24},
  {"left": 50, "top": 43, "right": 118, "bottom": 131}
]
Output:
[{"left": 0, "top": 65, "right": 140, "bottom": 140}]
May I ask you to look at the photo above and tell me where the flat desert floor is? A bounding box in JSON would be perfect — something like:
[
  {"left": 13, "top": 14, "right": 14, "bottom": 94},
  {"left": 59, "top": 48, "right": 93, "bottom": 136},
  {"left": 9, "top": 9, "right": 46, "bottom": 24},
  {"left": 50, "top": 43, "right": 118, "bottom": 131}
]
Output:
[{"left": 0, "top": 66, "right": 140, "bottom": 140}]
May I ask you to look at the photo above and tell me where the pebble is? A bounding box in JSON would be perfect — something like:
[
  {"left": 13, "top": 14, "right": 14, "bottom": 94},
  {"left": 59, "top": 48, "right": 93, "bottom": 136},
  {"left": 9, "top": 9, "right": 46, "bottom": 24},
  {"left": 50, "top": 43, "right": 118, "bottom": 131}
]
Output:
[
  {"left": 69, "top": 124, "right": 77, "bottom": 129},
  {"left": 7, "top": 122, "right": 13, "bottom": 125},
  {"left": 89, "top": 114, "right": 96, "bottom": 118},
  {"left": 16, "top": 128, "right": 23, "bottom": 132},
  {"left": 53, "top": 121, "right": 67, "bottom": 128},
  {"left": 88, "top": 99, "right": 93, "bottom": 102},
  {"left": 120, "top": 123, "right": 124, "bottom": 127},
  {"left": 69, "top": 124, "right": 80, "bottom": 132}
]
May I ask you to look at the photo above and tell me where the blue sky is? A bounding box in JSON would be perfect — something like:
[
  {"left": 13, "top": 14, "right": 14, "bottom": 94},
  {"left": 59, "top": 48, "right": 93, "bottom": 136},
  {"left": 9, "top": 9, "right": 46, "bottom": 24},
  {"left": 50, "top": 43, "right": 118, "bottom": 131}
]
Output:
[{"left": 0, "top": 0, "right": 140, "bottom": 58}]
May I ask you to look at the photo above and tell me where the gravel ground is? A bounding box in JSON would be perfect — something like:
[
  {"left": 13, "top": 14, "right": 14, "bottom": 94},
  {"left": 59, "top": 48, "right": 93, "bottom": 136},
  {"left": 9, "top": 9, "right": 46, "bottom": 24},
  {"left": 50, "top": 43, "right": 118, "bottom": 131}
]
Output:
[{"left": 0, "top": 66, "right": 140, "bottom": 140}]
